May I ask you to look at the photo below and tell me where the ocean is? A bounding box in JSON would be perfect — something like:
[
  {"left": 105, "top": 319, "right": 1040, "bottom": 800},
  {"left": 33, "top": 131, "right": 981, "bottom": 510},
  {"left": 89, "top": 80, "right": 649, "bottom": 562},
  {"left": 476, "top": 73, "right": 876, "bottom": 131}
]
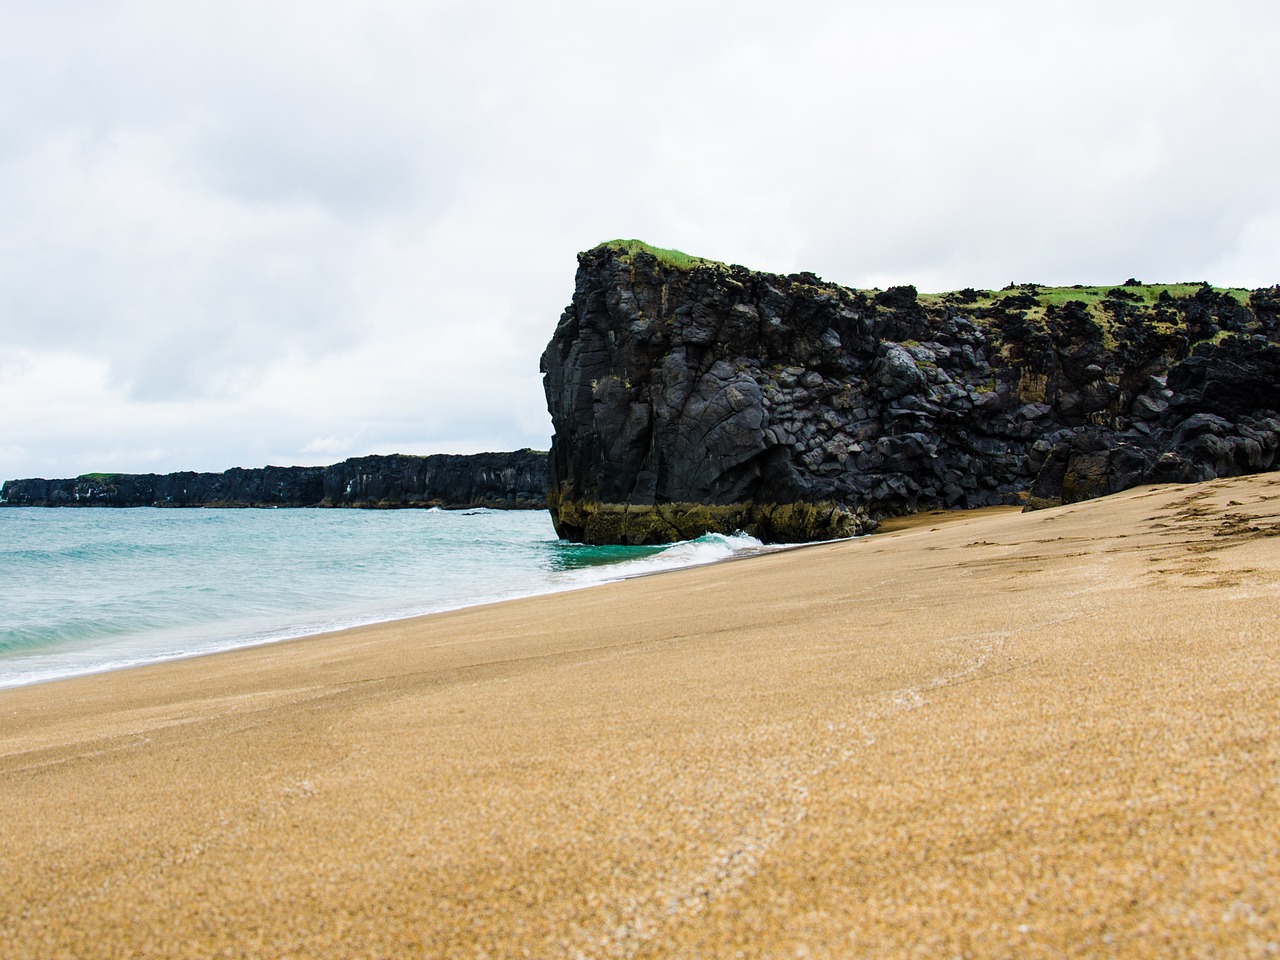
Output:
[{"left": 0, "top": 507, "right": 769, "bottom": 690}]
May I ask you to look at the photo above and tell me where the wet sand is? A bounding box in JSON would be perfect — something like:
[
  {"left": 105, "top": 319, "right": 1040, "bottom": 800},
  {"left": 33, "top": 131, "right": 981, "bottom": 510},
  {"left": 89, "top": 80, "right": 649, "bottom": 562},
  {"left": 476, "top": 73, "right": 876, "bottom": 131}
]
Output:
[{"left": 3, "top": 474, "right": 1279, "bottom": 958}]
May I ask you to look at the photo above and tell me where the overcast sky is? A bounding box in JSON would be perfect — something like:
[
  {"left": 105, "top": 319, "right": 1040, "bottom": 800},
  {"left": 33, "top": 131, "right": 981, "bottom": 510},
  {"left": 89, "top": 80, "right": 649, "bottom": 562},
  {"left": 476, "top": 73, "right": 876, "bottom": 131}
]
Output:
[{"left": 2, "top": 1, "right": 1277, "bottom": 481}]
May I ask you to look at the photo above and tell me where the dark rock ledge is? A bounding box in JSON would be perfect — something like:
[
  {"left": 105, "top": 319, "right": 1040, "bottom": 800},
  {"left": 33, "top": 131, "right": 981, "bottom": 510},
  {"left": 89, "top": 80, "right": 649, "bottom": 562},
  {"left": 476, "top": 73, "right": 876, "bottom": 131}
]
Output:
[
  {"left": 1, "top": 450, "right": 548, "bottom": 510},
  {"left": 541, "top": 240, "right": 1279, "bottom": 544}
]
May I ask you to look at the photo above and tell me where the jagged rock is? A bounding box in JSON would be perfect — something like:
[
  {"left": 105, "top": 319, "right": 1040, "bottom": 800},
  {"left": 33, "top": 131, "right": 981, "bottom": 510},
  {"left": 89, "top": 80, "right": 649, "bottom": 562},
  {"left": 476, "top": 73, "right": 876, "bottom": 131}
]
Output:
[
  {"left": 1023, "top": 431, "right": 1154, "bottom": 510},
  {"left": 1166, "top": 336, "right": 1280, "bottom": 420},
  {"left": 0, "top": 466, "right": 327, "bottom": 508},
  {"left": 541, "top": 241, "right": 1280, "bottom": 543},
  {"left": 1, "top": 451, "right": 548, "bottom": 510},
  {"left": 321, "top": 451, "right": 547, "bottom": 508}
]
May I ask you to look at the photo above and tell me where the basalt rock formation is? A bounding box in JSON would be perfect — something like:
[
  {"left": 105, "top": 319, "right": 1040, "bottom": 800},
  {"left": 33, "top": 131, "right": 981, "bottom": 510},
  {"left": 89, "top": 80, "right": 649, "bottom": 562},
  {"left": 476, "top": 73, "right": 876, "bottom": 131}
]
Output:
[
  {"left": 1, "top": 450, "right": 548, "bottom": 510},
  {"left": 321, "top": 451, "right": 547, "bottom": 509},
  {"left": 541, "top": 240, "right": 1280, "bottom": 544},
  {"left": 1, "top": 465, "right": 326, "bottom": 508}
]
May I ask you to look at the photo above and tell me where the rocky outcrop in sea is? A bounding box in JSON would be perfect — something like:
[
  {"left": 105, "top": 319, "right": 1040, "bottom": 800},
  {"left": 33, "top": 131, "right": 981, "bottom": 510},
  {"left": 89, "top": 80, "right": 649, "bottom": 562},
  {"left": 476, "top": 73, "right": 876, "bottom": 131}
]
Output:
[
  {"left": 541, "top": 240, "right": 1280, "bottom": 544},
  {"left": 0, "top": 450, "right": 548, "bottom": 509}
]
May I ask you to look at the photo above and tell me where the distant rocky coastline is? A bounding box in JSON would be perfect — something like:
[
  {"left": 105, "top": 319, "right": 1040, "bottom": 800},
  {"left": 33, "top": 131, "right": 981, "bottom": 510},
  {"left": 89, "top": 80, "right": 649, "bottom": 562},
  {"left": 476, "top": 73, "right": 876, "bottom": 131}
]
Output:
[
  {"left": 0, "top": 450, "right": 548, "bottom": 510},
  {"left": 541, "top": 240, "right": 1280, "bottom": 544}
]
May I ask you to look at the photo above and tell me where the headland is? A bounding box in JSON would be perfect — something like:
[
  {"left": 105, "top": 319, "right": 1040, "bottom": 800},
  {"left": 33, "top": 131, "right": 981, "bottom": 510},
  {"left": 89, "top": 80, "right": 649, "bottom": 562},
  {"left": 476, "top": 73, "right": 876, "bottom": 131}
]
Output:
[
  {"left": 0, "top": 449, "right": 547, "bottom": 509},
  {"left": 543, "top": 240, "right": 1280, "bottom": 543}
]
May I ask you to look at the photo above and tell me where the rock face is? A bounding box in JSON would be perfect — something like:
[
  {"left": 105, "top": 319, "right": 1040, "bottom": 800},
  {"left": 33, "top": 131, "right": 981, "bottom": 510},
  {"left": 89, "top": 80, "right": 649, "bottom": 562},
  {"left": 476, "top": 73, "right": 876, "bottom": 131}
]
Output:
[
  {"left": 1, "top": 466, "right": 326, "bottom": 508},
  {"left": 541, "top": 240, "right": 1280, "bottom": 544},
  {"left": 1, "top": 451, "right": 548, "bottom": 509},
  {"left": 321, "top": 451, "right": 548, "bottom": 509}
]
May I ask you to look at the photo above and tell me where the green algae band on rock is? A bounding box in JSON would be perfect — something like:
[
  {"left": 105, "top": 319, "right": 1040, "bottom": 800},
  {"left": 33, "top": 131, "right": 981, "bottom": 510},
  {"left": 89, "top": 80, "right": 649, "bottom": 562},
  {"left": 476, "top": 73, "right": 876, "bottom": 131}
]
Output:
[
  {"left": 540, "top": 240, "right": 1280, "bottom": 545},
  {"left": 547, "top": 499, "right": 866, "bottom": 546}
]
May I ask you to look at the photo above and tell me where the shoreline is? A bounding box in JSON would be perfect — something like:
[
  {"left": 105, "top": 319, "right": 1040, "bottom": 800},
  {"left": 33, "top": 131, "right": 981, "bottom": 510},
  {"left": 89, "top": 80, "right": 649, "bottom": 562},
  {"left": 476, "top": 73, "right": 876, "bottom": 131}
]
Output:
[
  {"left": 2, "top": 505, "right": 1013, "bottom": 693},
  {"left": 0, "top": 523, "right": 787, "bottom": 692},
  {"left": 3, "top": 475, "right": 1278, "bottom": 957}
]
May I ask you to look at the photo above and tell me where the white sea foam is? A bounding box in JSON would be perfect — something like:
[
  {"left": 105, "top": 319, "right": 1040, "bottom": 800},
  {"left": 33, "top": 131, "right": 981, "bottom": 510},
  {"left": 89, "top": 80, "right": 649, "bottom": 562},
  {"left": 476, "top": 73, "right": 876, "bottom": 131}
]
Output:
[{"left": 562, "top": 531, "right": 771, "bottom": 585}]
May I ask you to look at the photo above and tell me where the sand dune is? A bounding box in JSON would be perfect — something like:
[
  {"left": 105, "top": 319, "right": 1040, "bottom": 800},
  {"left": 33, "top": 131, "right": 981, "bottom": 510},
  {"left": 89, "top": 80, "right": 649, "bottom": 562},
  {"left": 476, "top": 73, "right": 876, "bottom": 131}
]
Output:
[{"left": 3, "top": 474, "right": 1279, "bottom": 958}]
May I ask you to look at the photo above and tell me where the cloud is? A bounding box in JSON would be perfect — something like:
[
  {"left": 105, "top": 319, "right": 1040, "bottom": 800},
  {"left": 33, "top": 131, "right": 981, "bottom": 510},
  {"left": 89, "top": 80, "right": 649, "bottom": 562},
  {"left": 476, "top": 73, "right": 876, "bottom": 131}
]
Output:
[{"left": 1, "top": 0, "right": 1277, "bottom": 481}]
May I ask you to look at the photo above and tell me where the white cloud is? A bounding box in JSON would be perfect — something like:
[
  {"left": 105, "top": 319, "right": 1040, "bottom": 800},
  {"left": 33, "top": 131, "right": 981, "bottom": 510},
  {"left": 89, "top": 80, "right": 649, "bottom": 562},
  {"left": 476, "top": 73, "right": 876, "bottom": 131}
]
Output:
[{"left": 1, "top": 0, "right": 1277, "bottom": 481}]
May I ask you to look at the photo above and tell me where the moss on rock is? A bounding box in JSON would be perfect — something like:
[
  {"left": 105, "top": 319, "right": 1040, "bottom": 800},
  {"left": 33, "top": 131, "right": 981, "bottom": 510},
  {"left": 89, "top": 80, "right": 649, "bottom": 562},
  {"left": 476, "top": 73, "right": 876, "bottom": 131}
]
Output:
[{"left": 549, "top": 498, "right": 873, "bottom": 545}]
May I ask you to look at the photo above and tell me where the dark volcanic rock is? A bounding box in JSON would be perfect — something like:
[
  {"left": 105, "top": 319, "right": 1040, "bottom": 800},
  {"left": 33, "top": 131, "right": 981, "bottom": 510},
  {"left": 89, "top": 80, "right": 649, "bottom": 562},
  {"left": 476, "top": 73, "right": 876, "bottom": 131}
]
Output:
[
  {"left": 541, "top": 241, "right": 1280, "bottom": 544},
  {"left": 321, "top": 451, "right": 548, "bottom": 508},
  {"left": 1166, "top": 336, "right": 1280, "bottom": 420},
  {"left": 0, "top": 466, "right": 327, "bottom": 508},
  {"left": 1, "top": 451, "right": 548, "bottom": 510}
]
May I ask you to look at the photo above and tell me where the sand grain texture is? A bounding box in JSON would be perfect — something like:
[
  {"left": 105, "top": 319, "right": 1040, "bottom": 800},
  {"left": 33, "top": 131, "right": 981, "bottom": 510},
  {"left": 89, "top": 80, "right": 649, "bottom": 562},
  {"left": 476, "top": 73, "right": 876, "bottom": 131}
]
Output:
[{"left": 2, "top": 475, "right": 1279, "bottom": 958}]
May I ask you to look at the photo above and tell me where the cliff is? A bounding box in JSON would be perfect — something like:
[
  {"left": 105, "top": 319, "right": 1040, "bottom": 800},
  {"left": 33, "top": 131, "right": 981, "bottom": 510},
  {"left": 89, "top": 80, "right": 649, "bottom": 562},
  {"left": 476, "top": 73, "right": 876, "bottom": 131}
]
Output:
[
  {"left": 0, "top": 450, "right": 548, "bottom": 510},
  {"left": 321, "top": 451, "right": 547, "bottom": 509},
  {"left": 541, "top": 240, "right": 1280, "bottom": 544}
]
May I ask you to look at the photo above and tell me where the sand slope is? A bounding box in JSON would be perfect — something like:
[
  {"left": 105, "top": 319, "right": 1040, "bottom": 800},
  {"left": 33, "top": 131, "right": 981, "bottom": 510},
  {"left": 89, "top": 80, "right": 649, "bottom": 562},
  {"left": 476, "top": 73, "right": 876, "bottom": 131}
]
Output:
[{"left": 2, "top": 475, "right": 1279, "bottom": 958}]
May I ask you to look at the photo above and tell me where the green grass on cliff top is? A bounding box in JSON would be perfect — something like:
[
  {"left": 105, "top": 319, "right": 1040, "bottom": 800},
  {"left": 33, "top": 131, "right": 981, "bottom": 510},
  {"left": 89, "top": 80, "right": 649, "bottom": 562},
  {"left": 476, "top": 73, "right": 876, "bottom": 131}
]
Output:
[
  {"left": 937, "top": 283, "right": 1253, "bottom": 308},
  {"left": 593, "top": 239, "right": 728, "bottom": 272},
  {"left": 591, "top": 241, "right": 1257, "bottom": 304}
]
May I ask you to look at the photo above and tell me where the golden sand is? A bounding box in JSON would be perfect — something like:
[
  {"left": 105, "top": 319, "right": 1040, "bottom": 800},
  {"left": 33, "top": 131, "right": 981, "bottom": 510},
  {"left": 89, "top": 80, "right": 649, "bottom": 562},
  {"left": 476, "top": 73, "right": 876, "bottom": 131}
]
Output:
[{"left": 2, "top": 475, "right": 1279, "bottom": 958}]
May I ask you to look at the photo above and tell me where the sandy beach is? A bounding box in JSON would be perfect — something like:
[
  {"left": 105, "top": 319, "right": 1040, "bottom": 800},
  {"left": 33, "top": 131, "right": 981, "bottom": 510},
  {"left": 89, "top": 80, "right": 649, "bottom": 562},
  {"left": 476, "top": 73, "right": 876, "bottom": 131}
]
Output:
[{"left": 2, "top": 474, "right": 1279, "bottom": 959}]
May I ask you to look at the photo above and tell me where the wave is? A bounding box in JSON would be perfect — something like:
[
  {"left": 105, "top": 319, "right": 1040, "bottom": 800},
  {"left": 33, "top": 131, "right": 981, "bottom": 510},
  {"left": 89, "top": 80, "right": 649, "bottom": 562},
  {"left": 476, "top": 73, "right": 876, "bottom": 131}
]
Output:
[
  {"left": 0, "top": 513, "right": 785, "bottom": 691},
  {"left": 556, "top": 531, "right": 771, "bottom": 586}
]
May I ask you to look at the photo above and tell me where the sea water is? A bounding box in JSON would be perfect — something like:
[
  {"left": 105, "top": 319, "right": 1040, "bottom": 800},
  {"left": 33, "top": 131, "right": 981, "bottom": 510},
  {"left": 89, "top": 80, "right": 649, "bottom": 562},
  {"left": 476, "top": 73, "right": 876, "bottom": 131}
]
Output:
[{"left": 0, "top": 507, "right": 768, "bottom": 690}]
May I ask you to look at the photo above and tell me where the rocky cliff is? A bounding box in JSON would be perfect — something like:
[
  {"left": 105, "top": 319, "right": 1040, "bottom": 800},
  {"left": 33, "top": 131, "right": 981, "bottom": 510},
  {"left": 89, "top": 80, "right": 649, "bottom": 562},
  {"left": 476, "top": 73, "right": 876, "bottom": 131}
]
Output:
[
  {"left": 0, "top": 450, "right": 548, "bottom": 509},
  {"left": 541, "top": 240, "right": 1280, "bottom": 544},
  {"left": 321, "top": 451, "right": 548, "bottom": 509}
]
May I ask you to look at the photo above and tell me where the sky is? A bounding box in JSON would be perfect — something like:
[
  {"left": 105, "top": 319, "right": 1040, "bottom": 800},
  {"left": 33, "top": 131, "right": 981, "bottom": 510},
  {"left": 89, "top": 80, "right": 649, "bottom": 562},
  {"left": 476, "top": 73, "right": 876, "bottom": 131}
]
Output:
[{"left": 1, "top": 0, "right": 1277, "bottom": 481}]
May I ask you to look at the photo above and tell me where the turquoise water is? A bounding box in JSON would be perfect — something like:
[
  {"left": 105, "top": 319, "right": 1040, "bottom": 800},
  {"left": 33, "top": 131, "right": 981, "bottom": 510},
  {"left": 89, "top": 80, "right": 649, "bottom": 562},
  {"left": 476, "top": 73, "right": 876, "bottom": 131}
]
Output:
[{"left": 0, "top": 508, "right": 767, "bottom": 689}]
